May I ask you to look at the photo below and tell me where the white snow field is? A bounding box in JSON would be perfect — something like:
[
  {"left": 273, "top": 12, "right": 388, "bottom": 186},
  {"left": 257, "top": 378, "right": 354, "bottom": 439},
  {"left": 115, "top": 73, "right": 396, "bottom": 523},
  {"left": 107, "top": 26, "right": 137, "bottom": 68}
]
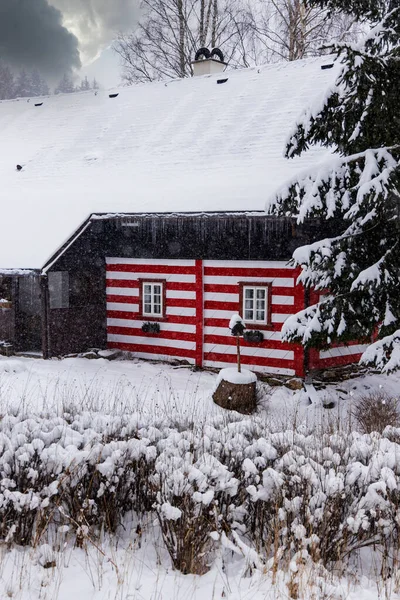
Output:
[
  {"left": 0, "top": 355, "right": 400, "bottom": 600},
  {"left": 0, "top": 56, "right": 337, "bottom": 270}
]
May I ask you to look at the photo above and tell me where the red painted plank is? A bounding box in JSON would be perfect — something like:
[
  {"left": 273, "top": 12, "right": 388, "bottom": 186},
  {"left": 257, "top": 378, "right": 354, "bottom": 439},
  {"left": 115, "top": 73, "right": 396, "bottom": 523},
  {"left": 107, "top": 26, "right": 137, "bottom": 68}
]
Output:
[
  {"left": 108, "top": 326, "right": 195, "bottom": 342},
  {"left": 204, "top": 334, "right": 294, "bottom": 351},
  {"left": 107, "top": 295, "right": 138, "bottom": 304},
  {"left": 204, "top": 284, "right": 295, "bottom": 296},
  {"left": 203, "top": 352, "right": 294, "bottom": 369},
  {"left": 195, "top": 260, "right": 204, "bottom": 368},
  {"left": 107, "top": 310, "right": 196, "bottom": 325},
  {"left": 166, "top": 298, "right": 196, "bottom": 308},
  {"left": 204, "top": 300, "right": 295, "bottom": 314},
  {"left": 204, "top": 267, "right": 296, "bottom": 278},
  {"left": 107, "top": 264, "right": 195, "bottom": 275},
  {"left": 107, "top": 279, "right": 195, "bottom": 292},
  {"left": 108, "top": 341, "right": 196, "bottom": 359},
  {"left": 204, "top": 318, "right": 283, "bottom": 332},
  {"left": 316, "top": 353, "right": 363, "bottom": 369}
]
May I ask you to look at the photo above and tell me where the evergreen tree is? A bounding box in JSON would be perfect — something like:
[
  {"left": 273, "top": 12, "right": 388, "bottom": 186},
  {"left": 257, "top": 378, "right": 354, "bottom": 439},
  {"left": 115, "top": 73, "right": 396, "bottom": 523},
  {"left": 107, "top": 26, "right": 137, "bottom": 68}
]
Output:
[
  {"left": 54, "top": 73, "right": 75, "bottom": 94},
  {"left": 0, "top": 63, "right": 15, "bottom": 100},
  {"left": 29, "top": 69, "right": 50, "bottom": 97},
  {"left": 14, "top": 69, "right": 31, "bottom": 98},
  {"left": 79, "top": 75, "right": 91, "bottom": 91},
  {"left": 267, "top": 0, "right": 400, "bottom": 371}
]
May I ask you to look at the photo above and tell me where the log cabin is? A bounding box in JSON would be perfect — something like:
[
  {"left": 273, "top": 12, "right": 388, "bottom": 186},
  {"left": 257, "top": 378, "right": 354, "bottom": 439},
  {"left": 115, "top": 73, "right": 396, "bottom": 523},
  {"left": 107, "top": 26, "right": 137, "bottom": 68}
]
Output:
[{"left": 0, "top": 55, "right": 367, "bottom": 376}]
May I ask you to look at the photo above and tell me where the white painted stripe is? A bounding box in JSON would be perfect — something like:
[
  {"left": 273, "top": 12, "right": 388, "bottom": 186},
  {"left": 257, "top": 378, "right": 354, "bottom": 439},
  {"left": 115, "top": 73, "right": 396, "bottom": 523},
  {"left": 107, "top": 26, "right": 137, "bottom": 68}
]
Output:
[
  {"left": 272, "top": 295, "right": 294, "bottom": 306},
  {"left": 319, "top": 345, "right": 368, "bottom": 359},
  {"left": 204, "top": 292, "right": 239, "bottom": 303},
  {"left": 106, "top": 258, "right": 195, "bottom": 266},
  {"left": 204, "top": 326, "right": 283, "bottom": 341},
  {"left": 204, "top": 260, "right": 294, "bottom": 269},
  {"left": 204, "top": 309, "right": 290, "bottom": 322},
  {"left": 166, "top": 290, "right": 196, "bottom": 300},
  {"left": 271, "top": 314, "right": 290, "bottom": 324},
  {"left": 108, "top": 334, "right": 196, "bottom": 350},
  {"left": 107, "top": 318, "right": 196, "bottom": 334},
  {"left": 203, "top": 344, "right": 294, "bottom": 360},
  {"left": 204, "top": 276, "right": 295, "bottom": 287},
  {"left": 166, "top": 307, "right": 196, "bottom": 317},
  {"left": 107, "top": 302, "right": 138, "bottom": 313},
  {"left": 107, "top": 272, "right": 195, "bottom": 283},
  {"left": 106, "top": 287, "right": 139, "bottom": 297},
  {"left": 127, "top": 351, "right": 195, "bottom": 365},
  {"left": 203, "top": 360, "right": 295, "bottom": 376}
]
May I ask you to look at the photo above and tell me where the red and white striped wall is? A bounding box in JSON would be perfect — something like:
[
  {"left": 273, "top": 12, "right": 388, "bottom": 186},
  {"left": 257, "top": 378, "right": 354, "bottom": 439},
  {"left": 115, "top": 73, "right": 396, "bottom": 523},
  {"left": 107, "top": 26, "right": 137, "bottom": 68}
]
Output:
[
  {"left": 106, "top": 258, "right": 305, "bottom": 375},
  {"left": 306, "top": 290, "right": 370, "bottom": 370},
  {"left": 106, "top": 258, "right": 197, "bottom": 364},
  {"left": 202, "top": 260, "right": 304, "bottom": 376}
]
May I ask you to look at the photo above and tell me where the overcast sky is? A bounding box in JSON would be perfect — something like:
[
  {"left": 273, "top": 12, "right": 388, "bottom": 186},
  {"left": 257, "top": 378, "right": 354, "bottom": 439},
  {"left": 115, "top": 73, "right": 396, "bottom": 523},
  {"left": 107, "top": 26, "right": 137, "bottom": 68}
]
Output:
[{"left": 0, "top": 0, "right": 140, "bottom": 87}]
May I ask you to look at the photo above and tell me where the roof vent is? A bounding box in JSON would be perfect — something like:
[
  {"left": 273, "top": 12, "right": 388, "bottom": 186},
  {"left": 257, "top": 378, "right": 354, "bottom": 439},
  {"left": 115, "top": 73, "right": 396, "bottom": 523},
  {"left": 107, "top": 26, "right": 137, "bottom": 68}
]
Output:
[
  {"left": 217, "top": 78, "right": 228, "bottom": 85},
  {"left": 109, "top": 93, "right": 119, "bottom": 98},
  {"left": 321, "top": 64, "right": 334, "bottom": 70},
  {"left": 16, "top": 165, "right": 23, "bottom": 171},
  {"left": 191, "top": 47, "right": 227, "bottom": 77},
  {"left": 35, "top": 102, "right": 43, "bottom": 107}
]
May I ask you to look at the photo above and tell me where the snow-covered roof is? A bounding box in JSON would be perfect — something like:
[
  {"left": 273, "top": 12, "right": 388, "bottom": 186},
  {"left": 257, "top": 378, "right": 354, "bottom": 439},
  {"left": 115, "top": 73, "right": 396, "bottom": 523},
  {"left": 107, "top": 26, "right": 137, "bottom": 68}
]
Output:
[{"left": 0, "top": 57, "right": 338, "bottom": 270}]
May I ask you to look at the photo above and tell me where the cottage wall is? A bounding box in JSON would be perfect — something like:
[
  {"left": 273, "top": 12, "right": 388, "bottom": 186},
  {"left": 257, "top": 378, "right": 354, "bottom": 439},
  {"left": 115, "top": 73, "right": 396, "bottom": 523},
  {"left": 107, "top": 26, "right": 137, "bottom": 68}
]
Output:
[{"left": 106, "top": 257, "right": 305, "bottom": 376}]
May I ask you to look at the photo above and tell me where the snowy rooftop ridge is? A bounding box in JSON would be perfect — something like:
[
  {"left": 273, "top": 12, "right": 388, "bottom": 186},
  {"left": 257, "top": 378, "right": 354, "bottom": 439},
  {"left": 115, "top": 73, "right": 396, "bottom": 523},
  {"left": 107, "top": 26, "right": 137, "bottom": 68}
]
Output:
[{"left": 0, "top": 57, "right": 338, "bottom": 270}]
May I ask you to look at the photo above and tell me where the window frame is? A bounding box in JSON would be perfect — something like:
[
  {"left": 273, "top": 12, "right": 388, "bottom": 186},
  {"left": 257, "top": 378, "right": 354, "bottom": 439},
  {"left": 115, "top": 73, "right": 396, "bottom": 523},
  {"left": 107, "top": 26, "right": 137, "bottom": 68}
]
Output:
[
  {"left": 239, "top": 281, "right": 272, "bottom": 329},
  {"left": 138, "top": 279, "right": 167, "bottom": 320}
]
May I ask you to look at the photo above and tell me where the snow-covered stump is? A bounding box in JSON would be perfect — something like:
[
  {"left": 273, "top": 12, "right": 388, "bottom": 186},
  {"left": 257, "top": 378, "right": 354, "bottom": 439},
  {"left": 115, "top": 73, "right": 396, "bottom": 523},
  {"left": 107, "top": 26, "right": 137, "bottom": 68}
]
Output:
[{"left": 213, "top": 368, "right": 257, "bottom": 414}]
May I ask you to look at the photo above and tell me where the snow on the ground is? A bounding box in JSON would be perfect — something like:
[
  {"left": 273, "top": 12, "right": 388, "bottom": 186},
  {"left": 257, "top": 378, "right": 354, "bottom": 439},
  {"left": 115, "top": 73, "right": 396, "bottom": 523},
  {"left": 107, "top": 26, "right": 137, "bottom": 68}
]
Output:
[
  {"left": 1, "top": 355, "right": 400, "bottom": 600},
  {"left": 1, "top": 354, "right": 400, "bottom": 427}
]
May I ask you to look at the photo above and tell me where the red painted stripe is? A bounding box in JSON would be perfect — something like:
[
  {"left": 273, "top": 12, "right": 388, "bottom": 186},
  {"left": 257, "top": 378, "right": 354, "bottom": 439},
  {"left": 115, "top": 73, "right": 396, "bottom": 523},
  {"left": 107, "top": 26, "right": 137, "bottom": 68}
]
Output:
[
  {"left": 204, "top": 318, "right": 283, "bottom": 332},
  {"left": 106, "top": 279, "right": 140, "bottom": 289},
  {"left": 166, "top": 298, "right": 195, "bottom": 308},
  {"left": 204, "top": 300, "right": 295, "bottom": 314},
  {"left": 203, "top": 352, "right": 294, "bottom": 369},
  {"left": 108, "top": 297, "right": 195, "bottom": 308},
  {"left": 107, "top": 264, "right": 195, "bottom": 275},
  {"left": 108, "top": 326, "right": 195, "bottom": 342},
  {"left": 107, "top": 279, "right": 195, "bottom": 292},
  {"left": 316, "top": 353, "right": 363, "bottom": 369},
  {"left": 204, "top": 334, "right": 294, "bottom": 351},
  {"left": 107, "top": 311, "right": 196, "bottom": 325},
  {"left": 195, "top": 259, "right": 204, "bottom": 368},
  {"left": 107, "top": 295, "right": 138, "bottom": 304},
  {"left": 204, "top": 284, "right": 295, "bottom": 296},
  {"left": 108, "top": 341, "right": 196, "bottom": 359},
  {"left": 204, "top": 267, "right": 296, "bottom": 278}
]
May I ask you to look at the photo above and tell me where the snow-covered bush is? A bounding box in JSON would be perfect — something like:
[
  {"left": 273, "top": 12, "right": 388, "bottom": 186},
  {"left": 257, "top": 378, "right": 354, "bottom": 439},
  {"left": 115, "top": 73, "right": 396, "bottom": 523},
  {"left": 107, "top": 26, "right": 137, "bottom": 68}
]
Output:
[{"left": 1, "top": 409, "right": 400, "bottom": 575}]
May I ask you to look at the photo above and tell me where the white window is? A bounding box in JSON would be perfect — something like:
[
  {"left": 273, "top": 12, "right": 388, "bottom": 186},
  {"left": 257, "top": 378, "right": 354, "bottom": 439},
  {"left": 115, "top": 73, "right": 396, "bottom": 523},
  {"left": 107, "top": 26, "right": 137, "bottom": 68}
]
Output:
[
  {"left": 142, "top": 282, "right": 164, "bottom": 317},
  {"left": 243, "top": 286, "right": 268, "bottom": 324}
]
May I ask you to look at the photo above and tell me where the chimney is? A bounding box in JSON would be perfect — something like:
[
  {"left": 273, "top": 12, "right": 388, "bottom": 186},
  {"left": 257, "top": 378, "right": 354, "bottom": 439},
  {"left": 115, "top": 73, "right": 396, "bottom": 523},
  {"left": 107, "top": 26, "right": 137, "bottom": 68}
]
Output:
[{"left": 191, "top": 47, "right": 227, "bottom": 77}]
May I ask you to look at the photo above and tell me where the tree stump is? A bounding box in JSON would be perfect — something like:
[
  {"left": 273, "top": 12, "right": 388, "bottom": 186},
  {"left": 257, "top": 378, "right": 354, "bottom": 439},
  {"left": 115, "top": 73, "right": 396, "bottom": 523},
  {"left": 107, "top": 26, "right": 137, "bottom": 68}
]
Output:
[{"left": 213, "top": 368, "right": 257, "bottom": 414}]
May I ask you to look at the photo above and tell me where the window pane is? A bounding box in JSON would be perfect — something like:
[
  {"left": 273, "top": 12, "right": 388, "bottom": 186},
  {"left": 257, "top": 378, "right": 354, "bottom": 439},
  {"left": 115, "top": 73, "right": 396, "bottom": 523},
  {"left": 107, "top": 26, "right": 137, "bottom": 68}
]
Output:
[
  {"left": 256, "top": 299, "right": 265, "bottom": 310},
  {"left": 245, "top": 299, "right": 253, "bottom": 309},
  {"left": 245, "top": 288, "right": 254, "bottom": 299},
  {"left": 153, "top": 305, "right": 161, "bottom": 314},
  {"left": 256, "top": 289, "right": 266, "bottom": 299},
  {"left": 256, "top": 310, "right": 265, "bottom": 321},
  {"left": 154, "top": 285, "right": 161, "bottom": 295},
  {"left": 144, "top": 284, "right": 151, "bottom": 294},
  {"left": 244, "top": 309, "right": 253, "bottom": 320},
  {"left": 144, "top": 304, "right": 152, "bottom": 313}
]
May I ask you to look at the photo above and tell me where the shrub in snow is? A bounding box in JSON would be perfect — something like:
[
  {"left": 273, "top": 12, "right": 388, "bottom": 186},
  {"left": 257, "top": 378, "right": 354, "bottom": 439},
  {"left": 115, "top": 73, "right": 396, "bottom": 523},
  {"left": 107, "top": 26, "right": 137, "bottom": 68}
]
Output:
[
  {"left": 1, "top": 409, "right": 400, "bottom": 575},
  {"left": 352, "top": 391, "right": 400, "bottom": 434}
]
